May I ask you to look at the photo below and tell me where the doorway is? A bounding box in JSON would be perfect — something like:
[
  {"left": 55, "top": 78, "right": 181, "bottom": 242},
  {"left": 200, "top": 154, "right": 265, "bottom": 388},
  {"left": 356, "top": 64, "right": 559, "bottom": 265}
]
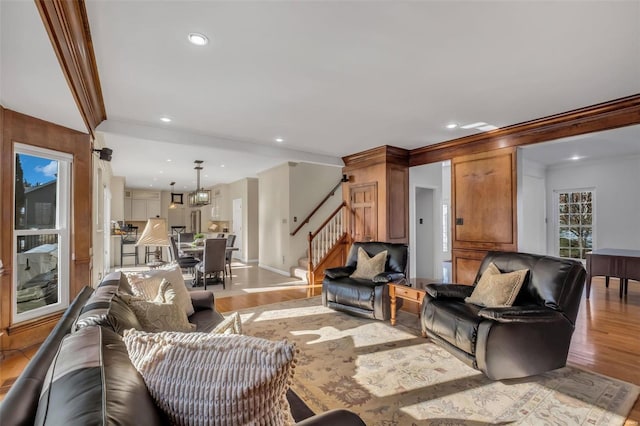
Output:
[
  {"left": 415, "top": 187, "right": 435, "bottom": 279},
  {"left": 232, "top": 198, "right": 243, "bottom": 260}
]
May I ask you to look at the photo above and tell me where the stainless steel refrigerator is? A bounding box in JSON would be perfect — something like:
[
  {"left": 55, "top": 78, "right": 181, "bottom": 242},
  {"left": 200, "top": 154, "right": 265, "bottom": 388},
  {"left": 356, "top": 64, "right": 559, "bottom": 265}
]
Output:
[{"left": 190, "top": 209, "right": 201, "bottom": 233}]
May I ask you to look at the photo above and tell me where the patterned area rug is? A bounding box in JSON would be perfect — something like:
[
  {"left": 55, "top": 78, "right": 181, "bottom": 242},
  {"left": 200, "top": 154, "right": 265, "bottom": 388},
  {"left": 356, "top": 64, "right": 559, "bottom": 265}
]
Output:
[{"left": 236, "top": 297, "right": 640, "bottom": 426}]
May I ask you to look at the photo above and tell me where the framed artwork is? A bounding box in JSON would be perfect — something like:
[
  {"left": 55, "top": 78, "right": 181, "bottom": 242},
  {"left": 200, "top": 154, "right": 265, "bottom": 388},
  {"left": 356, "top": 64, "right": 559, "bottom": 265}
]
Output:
[{"left": 171, "top": 193, "right": 183, "bottom": 205}]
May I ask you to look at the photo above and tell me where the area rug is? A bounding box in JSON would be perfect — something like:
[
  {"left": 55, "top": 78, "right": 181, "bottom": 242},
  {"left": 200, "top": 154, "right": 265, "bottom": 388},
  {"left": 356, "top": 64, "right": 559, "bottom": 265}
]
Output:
[{"left": 234, "top": 297, "right": 640, "bottom": 426}]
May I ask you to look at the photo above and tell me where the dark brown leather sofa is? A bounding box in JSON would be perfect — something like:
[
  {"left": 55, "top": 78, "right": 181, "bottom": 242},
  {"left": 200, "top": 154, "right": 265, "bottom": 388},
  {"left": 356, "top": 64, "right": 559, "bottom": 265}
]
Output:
[
  {"left": 323, "top": 241, "right": 408, "bottom": 320},
  {"left": 1, "top": 271, "right": 364, "bottom": 426},
  {"left": 421, "top": 251, "right": 586, "bottom": 380}
]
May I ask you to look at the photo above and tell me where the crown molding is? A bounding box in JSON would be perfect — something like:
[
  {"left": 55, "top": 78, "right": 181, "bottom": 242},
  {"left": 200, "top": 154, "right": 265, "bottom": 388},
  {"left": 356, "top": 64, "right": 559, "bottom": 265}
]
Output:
[{"left": 410, "top": 94, "right": 640, "bottom": 166}]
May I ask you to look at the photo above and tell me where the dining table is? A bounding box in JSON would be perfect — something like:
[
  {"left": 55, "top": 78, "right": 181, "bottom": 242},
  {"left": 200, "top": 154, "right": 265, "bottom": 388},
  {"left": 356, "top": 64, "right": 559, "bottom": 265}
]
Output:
[{"left": 180, "top": 245, "right": 238, "bottom": 260}]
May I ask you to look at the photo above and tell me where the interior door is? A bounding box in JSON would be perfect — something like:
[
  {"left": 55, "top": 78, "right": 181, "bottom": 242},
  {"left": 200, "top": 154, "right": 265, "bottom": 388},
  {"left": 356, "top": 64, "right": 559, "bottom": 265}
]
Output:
[
  {"left": 232, "top": 198, "right": 242, "bottom": 260},
  {"left": 350, "top": 183, "right": 377, "bottom": 242}
]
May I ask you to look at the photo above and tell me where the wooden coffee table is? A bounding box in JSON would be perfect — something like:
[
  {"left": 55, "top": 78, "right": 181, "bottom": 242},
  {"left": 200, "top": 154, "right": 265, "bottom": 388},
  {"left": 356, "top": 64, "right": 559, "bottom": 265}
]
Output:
[{"left": 389, "top": 278, "right": 439, "bottom": 337}]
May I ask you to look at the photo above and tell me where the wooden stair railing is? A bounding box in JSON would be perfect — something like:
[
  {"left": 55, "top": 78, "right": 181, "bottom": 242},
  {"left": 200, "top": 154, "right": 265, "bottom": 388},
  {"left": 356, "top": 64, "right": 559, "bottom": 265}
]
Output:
[
  {"left": 307, "top": 201, "right": 349, "bottom": 284},
  {"left": 291, "top": 175, "right": 348, "bottom": 237}
]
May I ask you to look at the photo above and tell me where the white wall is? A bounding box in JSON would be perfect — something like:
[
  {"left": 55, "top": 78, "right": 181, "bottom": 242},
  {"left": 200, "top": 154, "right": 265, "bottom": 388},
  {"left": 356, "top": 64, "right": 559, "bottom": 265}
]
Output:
[
  {"left": 544, "top": 155, "right": 640, "bottom": 253},
  {"left": 289, "top": 162, "right": 342, "bottom": 269},
  {"left": 409, "top": 162, "right": 445, "bottom": 281},
  {"left": 258, "top": 162, "right": 342, "bottom": 274},
  {"left": 258, "top": 163, "right": 290, "bottom": 274},
  {"left": 110, "top": 176, "right": 125, "bottom": 221}
]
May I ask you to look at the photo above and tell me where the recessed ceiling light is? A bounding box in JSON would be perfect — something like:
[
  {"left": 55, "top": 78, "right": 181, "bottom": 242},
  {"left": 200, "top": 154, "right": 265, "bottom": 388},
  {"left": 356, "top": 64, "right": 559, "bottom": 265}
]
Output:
[
  {"left": 160, "top": 117, "right": 171, "bottom": 123},
  {"left": 446, "top": 123, "right": 458, "bottom": 129},
  {"left": 570, "top": 155, "right": 582, "bottom": 161},
  {"left": 220, "top": 164, "right": 225, "bottom": 168},
  {"left": 166, "top": 159, "right": 172, "bottom": 162},
  {"left": 461, "top": 122, "right": 488, "bottom": 130},
  {"left": 188, "top": 32, "right": 209, "bottom": 46},
  {"left": 275, "top": 137, "right": 284, "bottom": 143}
]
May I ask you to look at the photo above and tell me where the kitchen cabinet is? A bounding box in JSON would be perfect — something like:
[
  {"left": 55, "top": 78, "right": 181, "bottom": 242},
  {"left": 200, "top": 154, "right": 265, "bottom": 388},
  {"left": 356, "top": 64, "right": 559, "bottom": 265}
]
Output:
[{"left": 124, "top": 190, "right": 161, "bottom": 221}]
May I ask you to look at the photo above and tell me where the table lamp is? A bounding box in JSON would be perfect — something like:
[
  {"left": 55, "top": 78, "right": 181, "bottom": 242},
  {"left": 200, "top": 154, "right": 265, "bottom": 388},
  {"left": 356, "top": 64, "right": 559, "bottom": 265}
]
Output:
[{"left": 136, "top": 218, "right": 170, "bottom": 263}]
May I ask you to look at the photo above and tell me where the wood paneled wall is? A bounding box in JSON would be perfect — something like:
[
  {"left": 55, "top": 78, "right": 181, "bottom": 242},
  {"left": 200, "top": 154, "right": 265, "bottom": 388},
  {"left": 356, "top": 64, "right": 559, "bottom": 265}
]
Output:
[
  {"left": 0, "top": 108, "right": 92, "bottom": 354},
  {"left": 451, "top": 147, "right": 518, "bottom": 283},
  {"left": 342, "top": 146, "right": 409, "bottom": 244}
]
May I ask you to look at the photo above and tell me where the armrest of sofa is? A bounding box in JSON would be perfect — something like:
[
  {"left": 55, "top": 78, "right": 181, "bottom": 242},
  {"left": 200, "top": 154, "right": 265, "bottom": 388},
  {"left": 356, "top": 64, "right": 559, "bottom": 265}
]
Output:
[
  {"left": 295, "top": 409, "right": 366, "bottom": 426},
  {"left": 425, "top": 283, "right": 474, "bottom": 299},
  {"left": 373, "top": 272, "right": 406, "bottom": 284},
  {"left": 324, "top": 266, "right": 355, "bottom": 280},
  {"left": 190, "top": 290, "right": 215, "bottom": 311},
  {"left": 478, "top": 306, "right": 566, "bottom": 323}
]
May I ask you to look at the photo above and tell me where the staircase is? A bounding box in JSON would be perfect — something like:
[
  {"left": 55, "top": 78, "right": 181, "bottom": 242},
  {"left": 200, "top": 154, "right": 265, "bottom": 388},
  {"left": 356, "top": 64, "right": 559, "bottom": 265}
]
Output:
[
  {"left": 290, "top": 257, "right": 310, "bottom": 282},
  {"left": 299, "top": 202, "right": 350, "bottom": 284},
  {"left": 289, "top": 177, "right": 351, "bottom": 284}
]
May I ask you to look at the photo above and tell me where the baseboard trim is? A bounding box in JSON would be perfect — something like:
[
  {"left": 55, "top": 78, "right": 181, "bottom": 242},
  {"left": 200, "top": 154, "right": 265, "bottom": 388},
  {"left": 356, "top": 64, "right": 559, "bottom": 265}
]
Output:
[{"left": 258, "top": 264, "right": 290, "bottom": 276}]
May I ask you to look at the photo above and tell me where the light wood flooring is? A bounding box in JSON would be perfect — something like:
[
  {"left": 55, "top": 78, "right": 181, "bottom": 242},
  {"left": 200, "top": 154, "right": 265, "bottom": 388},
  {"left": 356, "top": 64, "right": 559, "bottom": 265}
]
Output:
[{"left": 1, "top": 271, "right": 639, "bottom": 424}]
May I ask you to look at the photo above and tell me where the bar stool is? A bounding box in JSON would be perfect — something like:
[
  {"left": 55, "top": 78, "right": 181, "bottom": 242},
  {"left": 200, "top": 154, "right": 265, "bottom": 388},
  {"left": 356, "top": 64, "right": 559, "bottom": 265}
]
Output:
[{"left": 120, "top": 227, "right": 139, "bottom": 266}]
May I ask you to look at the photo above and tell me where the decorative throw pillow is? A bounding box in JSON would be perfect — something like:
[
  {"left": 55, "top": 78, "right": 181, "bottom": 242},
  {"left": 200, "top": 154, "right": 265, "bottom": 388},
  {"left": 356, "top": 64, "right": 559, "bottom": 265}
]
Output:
[
  {"left": 465, "top": 262, "right": 529, "bottom": 307},
  {"left": 210, "top": 312, "right": 242, "bottom": 335},
  {"left": 73, "top": 287, "right": 142, "bottom": 335},
  {"left": 122, "top": 281, "right": 195, "bottom": 333},
  {"left": 123, "top": 330, "right": 297, "bottom": 426},
  {"left": 125, "top": 262, "right": 194, "bottom": 316},
  {"left": 350, "top": 247, "right": 387, "bottom": 279}
]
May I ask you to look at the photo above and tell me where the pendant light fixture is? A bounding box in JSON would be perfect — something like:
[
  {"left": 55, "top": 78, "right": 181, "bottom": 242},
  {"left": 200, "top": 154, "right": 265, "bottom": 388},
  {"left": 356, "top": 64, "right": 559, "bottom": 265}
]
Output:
[{"left": 188, "top": 160, "right": 211, "bottom": 207}]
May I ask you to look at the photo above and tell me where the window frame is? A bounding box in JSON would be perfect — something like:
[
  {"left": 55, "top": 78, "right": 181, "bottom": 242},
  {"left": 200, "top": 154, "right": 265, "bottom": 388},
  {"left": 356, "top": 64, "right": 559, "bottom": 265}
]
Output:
[
  {"left": 12, "top": 143, "right": 73, "bottom": 324},
  {"left": 553, "top": 187, "right": 595, "bottom": 261}
]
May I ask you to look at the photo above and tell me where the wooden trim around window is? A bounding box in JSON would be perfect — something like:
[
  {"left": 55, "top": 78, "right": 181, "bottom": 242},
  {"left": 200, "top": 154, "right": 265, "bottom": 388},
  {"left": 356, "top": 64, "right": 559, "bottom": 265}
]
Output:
[
  {"left": 35, "top": 0, "right": 106, "bottom": 135},
  {"left": 0, "top": 109, "right": 91, "bottom": 354},
  {"left": 410, "top": 93, "right": 640, "bottom": 166}
]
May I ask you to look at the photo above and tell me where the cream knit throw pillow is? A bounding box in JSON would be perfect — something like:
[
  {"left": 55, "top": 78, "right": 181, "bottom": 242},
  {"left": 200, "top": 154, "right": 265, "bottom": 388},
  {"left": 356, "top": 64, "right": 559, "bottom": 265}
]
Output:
[{"left": 123, "top": 330, "right": 297, "bottom": 426}]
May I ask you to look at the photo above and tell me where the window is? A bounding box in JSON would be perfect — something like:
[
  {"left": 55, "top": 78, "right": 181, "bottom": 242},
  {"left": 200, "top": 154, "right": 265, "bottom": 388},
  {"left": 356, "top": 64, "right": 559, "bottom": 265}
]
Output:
[
  {"left": 556, "top": 189, "right": 594, "bottom": 260},
  {"left": 13, "top": 144, "right": 72, "bottom": 323}
]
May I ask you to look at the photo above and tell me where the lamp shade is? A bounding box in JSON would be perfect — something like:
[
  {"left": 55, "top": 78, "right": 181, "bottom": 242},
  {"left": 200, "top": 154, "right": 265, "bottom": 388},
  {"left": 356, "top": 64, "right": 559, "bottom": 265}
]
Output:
[{"left": 136, "top": 218, "right": 170, "bottom": 247}]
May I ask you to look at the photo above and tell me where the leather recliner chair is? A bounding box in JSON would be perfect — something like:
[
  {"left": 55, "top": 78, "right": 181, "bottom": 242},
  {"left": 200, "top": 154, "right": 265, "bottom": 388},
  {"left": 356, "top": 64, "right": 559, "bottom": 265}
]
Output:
[
  {"left": 421, "top": 251, "right": 586, "bottom": 380},
  {"left": 322, "top": 242, "right": 408, "bottom": 320}
]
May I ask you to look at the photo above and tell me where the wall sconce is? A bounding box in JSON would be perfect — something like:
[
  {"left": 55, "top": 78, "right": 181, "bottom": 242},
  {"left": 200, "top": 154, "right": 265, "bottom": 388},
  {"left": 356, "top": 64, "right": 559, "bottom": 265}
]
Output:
[{"left": 92, "top": 147, "right": 113, "bottom": 162}]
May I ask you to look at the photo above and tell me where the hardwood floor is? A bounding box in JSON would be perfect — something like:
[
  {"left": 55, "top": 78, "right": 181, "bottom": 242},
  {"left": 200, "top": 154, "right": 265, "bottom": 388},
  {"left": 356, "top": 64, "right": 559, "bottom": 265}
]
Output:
[{"left": 1, "top": 275, "right": 638, "bottom": 424}]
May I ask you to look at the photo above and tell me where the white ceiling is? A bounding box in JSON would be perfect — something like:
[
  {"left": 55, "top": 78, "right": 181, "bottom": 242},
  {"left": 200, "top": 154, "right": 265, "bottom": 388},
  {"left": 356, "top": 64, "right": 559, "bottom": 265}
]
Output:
[
  {"left": 2, "top": 1, "right": 640, "bottom": 190},
  {"left": 521, "top": 124, "right": 640, "bottom": 166}
]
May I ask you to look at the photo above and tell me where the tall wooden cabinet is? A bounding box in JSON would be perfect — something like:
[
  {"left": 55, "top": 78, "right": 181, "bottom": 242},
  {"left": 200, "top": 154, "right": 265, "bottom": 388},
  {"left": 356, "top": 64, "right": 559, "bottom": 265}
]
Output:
[
  {"left": 451, "top": 147, "right": 518, "bottom": 283},
  {"left": 342, "top": 146, "right": 409, "bottom": 244}
]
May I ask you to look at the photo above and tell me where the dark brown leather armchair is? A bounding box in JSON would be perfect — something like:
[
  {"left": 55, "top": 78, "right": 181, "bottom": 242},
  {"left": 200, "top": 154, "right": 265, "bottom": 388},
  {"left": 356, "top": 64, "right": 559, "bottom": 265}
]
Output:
[
  {"left": 421, "top": 251, "right": 586, "bottom": 380},
  {"left": 322, "top": 242, "right": 408, "bottom": 320}
]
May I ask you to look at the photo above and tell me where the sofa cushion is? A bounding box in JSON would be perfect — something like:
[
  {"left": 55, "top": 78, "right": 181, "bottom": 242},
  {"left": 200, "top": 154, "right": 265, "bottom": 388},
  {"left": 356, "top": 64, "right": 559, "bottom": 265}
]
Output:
[
  {"left": 123, "top": 330, "right": 296, "bottom": 426},
  {"left": 73, "top": 286, "right": 142, "bottom": 335},
  {"left": 423, "top": 298, "right": 484, "bottom": 355},
  {"left": 125, "top": 262, "right": 195, "bottom": 316},
  {"left": 350, "top": 247, "right": 387, "bottom": 280},
  {"left": 323, "top": 278, "right": 378, "bottom": 311},
  {"left": 34, "top": 326, "right": 162, "bottom": 426},
  {"left": 465, "top": 262, "right": 528, "bottom": 308}
]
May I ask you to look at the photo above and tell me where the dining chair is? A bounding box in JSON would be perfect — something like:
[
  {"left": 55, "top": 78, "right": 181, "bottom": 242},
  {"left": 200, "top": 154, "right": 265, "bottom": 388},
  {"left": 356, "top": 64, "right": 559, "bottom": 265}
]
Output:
[
  {"left": 169, "top": 236, "right": 199, "bottom": 274},
  {"left": 120, "top": 226, "right": 138, "bottom": 266},
  {"left": 178, "top": 232, "right": 195, "bottom": 247},
  {"left": 195, "top": 238, "right": 226, "bottom": 289},
  {"left": 225, "top": 234, "right": 236, "bottom": 278}
]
